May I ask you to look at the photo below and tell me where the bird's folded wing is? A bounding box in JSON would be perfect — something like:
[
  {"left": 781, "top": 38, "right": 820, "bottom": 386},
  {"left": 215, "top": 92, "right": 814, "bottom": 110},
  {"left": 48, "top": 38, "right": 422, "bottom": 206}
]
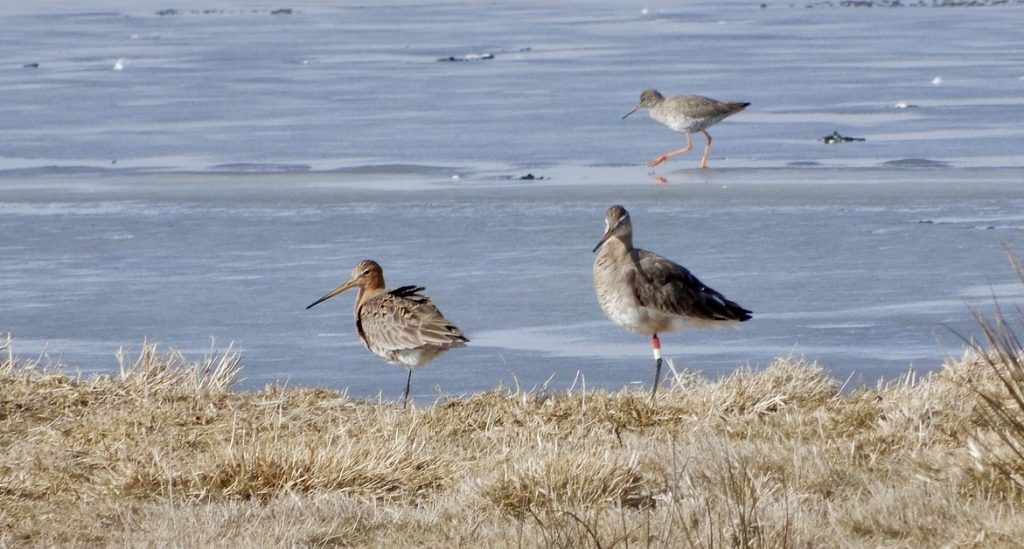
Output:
[
  {"left": 361, "top": 293, "right": 468, "bottom": 353},
  {"left": 634, "top": 250, "right": 749, "bottom": 322},
  {"left": 666, "top": 95, "right": 745, "bottom": 119}
]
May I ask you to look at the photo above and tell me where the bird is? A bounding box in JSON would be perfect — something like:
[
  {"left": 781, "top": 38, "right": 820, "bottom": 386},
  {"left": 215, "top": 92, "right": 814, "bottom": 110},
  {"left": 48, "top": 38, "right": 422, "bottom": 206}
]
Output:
[
  {"left": 592, "top": 205, "right": 751, "bottom": 399},
  {"left": 306, "top": 259, "right": 468, "bottom": 406},
  {"left": 622, "top": 89, "right": 749, "bottom": 170}
]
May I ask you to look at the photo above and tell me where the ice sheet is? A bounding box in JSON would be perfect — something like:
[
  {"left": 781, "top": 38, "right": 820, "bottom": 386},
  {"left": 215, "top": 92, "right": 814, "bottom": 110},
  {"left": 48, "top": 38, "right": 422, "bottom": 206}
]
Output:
[{"left": 2, "top": 1, "right": 1024, "bottom": 400}]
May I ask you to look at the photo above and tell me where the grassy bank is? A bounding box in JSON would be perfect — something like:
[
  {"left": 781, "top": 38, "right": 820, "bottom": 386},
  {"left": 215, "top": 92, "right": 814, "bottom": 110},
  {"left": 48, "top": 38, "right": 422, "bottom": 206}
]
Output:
[{"left": 2, "top": 333, "right": 1024, "bottom": 547}]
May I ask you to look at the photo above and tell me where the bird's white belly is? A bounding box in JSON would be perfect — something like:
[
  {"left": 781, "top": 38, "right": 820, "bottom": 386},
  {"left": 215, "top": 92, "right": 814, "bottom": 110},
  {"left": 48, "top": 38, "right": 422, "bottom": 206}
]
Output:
[
  {"left": 656, "top": 112, "right": 727, "bottom": 134},
  {"left": 379, "top": 346, "right": 445, "bottom": 368},
  {"left": 662, "top": 116, "right": 698, "bottom": 134},
  {"left": 602, "top": 299, "right": 708, "bottom": 335}
]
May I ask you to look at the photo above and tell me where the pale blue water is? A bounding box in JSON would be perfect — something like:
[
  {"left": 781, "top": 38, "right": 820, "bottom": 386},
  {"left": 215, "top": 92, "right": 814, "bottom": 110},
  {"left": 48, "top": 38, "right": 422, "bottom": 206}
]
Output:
[{"left": 2, "top": 1, "right": 1024, "bottom": 400}]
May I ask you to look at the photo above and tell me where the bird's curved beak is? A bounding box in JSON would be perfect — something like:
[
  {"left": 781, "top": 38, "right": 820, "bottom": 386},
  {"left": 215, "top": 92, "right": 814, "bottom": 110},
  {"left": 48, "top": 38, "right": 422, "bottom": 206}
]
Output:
[
  {"left": 306, "top": 278, "right": 358, "bottom": 309},
  {"left": 621, "top": 103, "right": 640, "bottom": 119}
]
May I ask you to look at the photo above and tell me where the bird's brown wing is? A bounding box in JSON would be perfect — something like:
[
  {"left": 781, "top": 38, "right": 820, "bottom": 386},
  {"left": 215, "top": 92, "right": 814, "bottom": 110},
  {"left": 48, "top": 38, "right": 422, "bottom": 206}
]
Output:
[
  {"left": 631, "top": 250, "right": 752, "bottom": 322},
  {"left": 358, "top": 287, "right": 469, "bottom": 354}
]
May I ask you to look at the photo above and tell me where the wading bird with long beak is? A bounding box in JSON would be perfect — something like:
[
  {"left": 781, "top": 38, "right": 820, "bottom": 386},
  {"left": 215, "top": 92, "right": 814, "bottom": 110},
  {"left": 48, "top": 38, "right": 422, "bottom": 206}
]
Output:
[
  {"left": 307, "top": 259, "right": 468, "bottom": 406},
  {"left": 592, "top": 206, "right": 751, "bottom": 399},
  {"left": 623, "top": 89, "right": 749, "bottom": 170}
]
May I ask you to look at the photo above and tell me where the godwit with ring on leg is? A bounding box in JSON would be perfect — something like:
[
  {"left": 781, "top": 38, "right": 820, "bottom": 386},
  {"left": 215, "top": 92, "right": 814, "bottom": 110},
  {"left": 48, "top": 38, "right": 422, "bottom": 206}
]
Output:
[
  {"left": 592, "top": 206, "right": 752, "bottom": 399},
  {"left": 306, "top": 259, "right": 468, "bottom": 406},
  {"left": 622, "top": 89, "right": 749, "bottom": 170}
]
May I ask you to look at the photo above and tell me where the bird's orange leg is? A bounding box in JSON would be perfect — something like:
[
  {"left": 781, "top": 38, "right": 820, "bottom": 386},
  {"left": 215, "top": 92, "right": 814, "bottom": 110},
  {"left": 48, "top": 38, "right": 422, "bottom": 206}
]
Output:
[
  {"left": 698, "top": 129, "right": 713, "bottom": 170},
  {"left": 650, "top": 334, "right": 663, "bottom": 401},
  {"left": 647, "top": 133, "right": 693, "bottom": 167}
]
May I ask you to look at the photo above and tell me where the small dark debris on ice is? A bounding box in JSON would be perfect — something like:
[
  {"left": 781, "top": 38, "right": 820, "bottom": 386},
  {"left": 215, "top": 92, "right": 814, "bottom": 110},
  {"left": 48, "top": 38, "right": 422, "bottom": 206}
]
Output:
[
  {"left": 157, "top": 8, "right": 296, "bottom": 16},
  {"left": 437, "top": 53, "right": 495, "bottom": 62},
  {"left": 820, "top": 131, "right": 865, "bottom": 144},
  {"left": 519, "top": 173, "right": 544, "bottom": 181}
]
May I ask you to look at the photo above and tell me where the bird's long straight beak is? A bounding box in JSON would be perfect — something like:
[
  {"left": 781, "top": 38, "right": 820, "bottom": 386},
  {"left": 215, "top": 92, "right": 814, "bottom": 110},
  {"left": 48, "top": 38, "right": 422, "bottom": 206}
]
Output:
[
  {"left": 621, "top": 104, "right": 640, "bottom": 119},
  {"left": 593, "top": 215, "right": 627, "bottom": 252},
  {"left": 306, "top": 278, "right": 358, "bottom": 309},
  {"left": 598, "top": 228, "right": 610, "bottom": 251}
]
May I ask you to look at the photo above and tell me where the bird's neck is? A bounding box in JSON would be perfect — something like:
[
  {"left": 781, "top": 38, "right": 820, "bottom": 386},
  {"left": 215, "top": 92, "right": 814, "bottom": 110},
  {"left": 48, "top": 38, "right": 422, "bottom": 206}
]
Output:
[
  {"left": 601, "top": 234, "right": 633, "bottom": 256},
  {"left": 649, "top": 101, "right": 672, "bottom": 123},
  {"left": 353, "top": 285, "right": 385, "bottom": 318}
]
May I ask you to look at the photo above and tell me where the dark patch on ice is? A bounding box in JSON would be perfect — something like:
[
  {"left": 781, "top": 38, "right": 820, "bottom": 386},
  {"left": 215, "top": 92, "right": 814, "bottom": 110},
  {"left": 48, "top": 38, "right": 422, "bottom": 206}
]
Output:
[
  {"left": 22, "top": 63, "right": 39, "bottom": 69},
  {"left": 819, "top": 131, "right": 864, "bottom": 144},
  {"left": 0, "top": 165, "right": 118, "bottom": 177},
  {"left": 437, "top": 53, "right": 495, "bottom": 62},
  {"left": 787, "top": 161, "right": 822, "bottom": 167},
  {"left": 914, "top": 220, "right": 1018, "bottom": 231},
  {"left": 438, "top": 47, "right": 530, "bottom": 62},
  {"left": 882, "top": 158, "right": 950, "bottom": 168},
  {"left": 156, "top": 8, "right": 301, "bottom": 16},
  {"left": 489, "top": 173, "right": 546, "bottom": 181},
  {"left": 64, "top": 12, "right": 124, "bottom": 18},
  {"left": 209, "top": 163, "right": 311, "bottom": 173}
]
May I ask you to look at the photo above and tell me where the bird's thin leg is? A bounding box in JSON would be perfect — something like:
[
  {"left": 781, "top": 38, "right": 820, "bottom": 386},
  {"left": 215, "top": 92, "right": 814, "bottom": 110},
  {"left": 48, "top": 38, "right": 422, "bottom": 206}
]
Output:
[
  {"left": 650, "top": 334, "right": 663, "bottom": 401},
  {"left": 698, "top": 130, "right": 713, "bottom": 170},
  {"left": 402, "top": 369, "right": 412, "bottom": 408},
  {"left": 647, "top": 133, "right": 693, "bottom": 167}
]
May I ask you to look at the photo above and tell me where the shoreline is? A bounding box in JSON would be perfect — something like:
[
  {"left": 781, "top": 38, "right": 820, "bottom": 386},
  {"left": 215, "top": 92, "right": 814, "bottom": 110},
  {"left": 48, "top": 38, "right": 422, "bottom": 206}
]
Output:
[{"left": 3, "top": 166, "right": 1024, "bottom": 394}]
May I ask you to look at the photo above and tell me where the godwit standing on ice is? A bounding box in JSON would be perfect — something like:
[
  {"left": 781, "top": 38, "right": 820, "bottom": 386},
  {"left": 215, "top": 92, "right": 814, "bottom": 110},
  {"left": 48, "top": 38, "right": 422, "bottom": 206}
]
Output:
[
  {"left": 307, "top": 259, "right": 468, "bottom": 406},
  {"left": 622, "top": 89, "right": 749, "bottom": 170},
  {"left": 592, "top": 206, "right": 752, "bottom": 399}
]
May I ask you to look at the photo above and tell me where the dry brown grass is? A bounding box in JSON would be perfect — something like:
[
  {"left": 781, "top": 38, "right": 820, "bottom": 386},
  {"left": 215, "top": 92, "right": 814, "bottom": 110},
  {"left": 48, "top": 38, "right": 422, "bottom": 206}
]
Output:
[{"left": 2, "top": 332, "right": 1024, "bottom": 547}]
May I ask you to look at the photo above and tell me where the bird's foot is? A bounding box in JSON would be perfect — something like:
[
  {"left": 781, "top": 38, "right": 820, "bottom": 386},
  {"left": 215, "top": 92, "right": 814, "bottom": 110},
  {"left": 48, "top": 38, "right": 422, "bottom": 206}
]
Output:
[{"left": 646, "top": 156, "right": 668, "bottom": 167}]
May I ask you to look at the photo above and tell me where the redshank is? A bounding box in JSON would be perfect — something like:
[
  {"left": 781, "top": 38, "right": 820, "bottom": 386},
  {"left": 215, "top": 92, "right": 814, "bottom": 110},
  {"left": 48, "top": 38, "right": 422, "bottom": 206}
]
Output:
[{"left": 623, "top": 89, "right": 749, "bottom": 169}]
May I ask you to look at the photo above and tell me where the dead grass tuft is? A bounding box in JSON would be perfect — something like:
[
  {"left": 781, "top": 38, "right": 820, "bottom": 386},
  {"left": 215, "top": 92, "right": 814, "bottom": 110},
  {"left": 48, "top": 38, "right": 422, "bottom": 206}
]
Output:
[
  {"left": 114, "top": 340, "right": 240, "bottom": 397},
  {"left": 2, "top": 334, "right": 1024, "bottom": 546},
  {"left": 954, "top": 246, "right": 1024, "bottom": 495},
  {"left": 485, "top": 446, "right": 653, "bottom": 513}
]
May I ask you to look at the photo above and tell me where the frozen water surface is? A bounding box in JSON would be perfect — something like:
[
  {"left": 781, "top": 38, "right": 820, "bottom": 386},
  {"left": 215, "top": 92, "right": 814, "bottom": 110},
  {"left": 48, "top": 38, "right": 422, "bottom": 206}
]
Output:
[{"left": 2, "top": 1, "right": 1024, "bottom": 399}]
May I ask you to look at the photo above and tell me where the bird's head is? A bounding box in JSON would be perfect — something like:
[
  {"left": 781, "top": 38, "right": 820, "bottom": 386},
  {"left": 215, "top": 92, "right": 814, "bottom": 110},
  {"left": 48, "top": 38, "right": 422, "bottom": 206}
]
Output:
[
  {"left": 306, "top": 259, "right": 385, "bottom": 309},
  {"left": 593, "top": 205, "right": 633, "bottom": 252},
  {"left": 622, "top": 89, "right": 664, "bottom": 119}
]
